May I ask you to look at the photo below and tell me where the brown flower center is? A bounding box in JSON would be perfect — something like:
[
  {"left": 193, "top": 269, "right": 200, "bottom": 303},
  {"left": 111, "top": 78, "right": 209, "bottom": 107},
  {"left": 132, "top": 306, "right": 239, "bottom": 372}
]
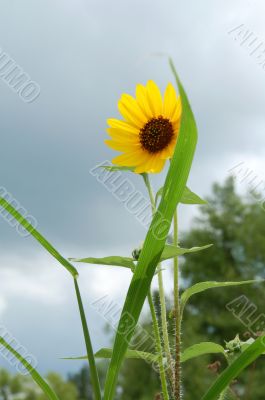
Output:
[{"left": 139, "top": 116, "right": 174, "bottom": 153}]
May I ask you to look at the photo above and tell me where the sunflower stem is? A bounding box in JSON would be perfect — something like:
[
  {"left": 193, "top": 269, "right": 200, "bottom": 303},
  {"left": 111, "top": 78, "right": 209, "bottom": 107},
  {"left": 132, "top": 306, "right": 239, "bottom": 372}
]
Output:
[
  {"left": 142, "top": 173, "right": 174, "bottom": 392},
  {"left": 173, "top": 210, "right": 181, "bottom": 400}
]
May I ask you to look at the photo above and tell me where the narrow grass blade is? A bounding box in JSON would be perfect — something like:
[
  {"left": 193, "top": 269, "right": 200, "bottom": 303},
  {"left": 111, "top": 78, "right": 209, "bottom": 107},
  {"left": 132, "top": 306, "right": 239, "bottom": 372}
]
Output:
[
  {"left": 0, "top": 337, "right": 59, "bottom": 400},
  {"left": 0, "top": 198, "right": 101, "bottom": 400},
  {"left": 181, "top": 342, "right": 226, "bottom": 363},
  {"left": 74, "top": 278, "right": 102, "bottom": 400},
  {"left": 103, "top": 61, "right": 198, "bottom": 400},
  {"left": 202, "top": 335, "right": 265, "bottom": 400},
  {"left": 0, "top": 198, "right": 78, "bottom": 277}
]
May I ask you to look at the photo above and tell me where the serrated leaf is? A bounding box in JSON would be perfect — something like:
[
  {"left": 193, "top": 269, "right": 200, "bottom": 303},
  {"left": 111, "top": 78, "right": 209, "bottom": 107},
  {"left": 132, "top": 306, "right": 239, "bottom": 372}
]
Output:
[
  {"left": 161, "top": 244, "right": 212, "bottom": 261},
  {"left": 0, "top": 337, "right": 59, "bottom": 400},
  {"left": 155, "top": 186, "right": 206, "bottom": 206},
  {"left": 181, "top": 342, "right": 226, "bottom": 363},
  {"left": 103, "top": 60, "right": 198, "bottom": 400},
  {"left": 202, "top": 334, "right": 265, "bottom": 399},
  {"left": 70, "top": 256, "right": 135, "bottom": 270},
  {"left": 180, "top": 280, "right": 262, "bottom": 315}
]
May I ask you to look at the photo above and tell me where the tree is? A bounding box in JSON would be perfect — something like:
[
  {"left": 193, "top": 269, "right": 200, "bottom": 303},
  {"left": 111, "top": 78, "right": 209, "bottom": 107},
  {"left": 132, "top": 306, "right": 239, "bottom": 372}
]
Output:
[{"left": 181, "top": 177, "right": 265, "bottom": 399}]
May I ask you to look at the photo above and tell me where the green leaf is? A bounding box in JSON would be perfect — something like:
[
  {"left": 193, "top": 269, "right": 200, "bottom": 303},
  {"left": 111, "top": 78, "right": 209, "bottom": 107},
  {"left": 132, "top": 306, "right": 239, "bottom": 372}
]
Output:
[
  {"left": 74, "top": 279, "right": 102, "bottom": 400},
  {"left": 63, "top": 348, "right": 158, "bottom": 364},
  {"left": 181, "top": 342, "right": 226, "bottom": 363},
  {"left": 70, "top": 256, "right": 135, "bottom": 270},
  {"left": 64, "top": 342, "right": 225, "bottom": 366},
  {"left": 103, "top": 60, "right": 198, "bottom": 400},
  {"left": 161, "top": 244, "right": 212, "bottom": 261},
  {"left": 180, "top": 280, "right": 262, "bottom": 315},
  {"left": 155, "top": 186, "right": 206, "bottom": 206},
  {"left": 101, "top": 165, "right": 135, "bottom": 172},
  {"left": 70, "top": 245, "right": 211, "bottom": 270},
  {"left": 0, "top": 337, "right": 59, "bottom": 400},
  {"left": 180, "top": 186, "right": 207, "bottom": 205},
  {"left": 202, "top": 334, "right": 265, "bottom": 399},
  {"left": 0, "top": 198, "right": 78, "bottom": 278},
  {"left": 0, "top": 198, "right": 102, "bottom": 400}
]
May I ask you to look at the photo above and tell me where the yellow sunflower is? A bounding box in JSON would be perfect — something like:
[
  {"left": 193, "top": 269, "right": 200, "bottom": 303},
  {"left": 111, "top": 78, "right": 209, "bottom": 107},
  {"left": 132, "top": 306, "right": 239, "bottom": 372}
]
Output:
[{"left": 105, "top": 80, "right": 182, "bottom": 174}]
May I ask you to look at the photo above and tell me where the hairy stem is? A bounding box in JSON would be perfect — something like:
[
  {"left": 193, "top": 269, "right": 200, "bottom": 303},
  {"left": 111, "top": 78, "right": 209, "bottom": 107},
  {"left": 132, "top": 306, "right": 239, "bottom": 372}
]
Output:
[
  {"left": 143, "top": 173, "right": 174, "bottom": 389},
  {"left": 173, "top": 210, "right": 181, "bottom": 399},
  {"left": 148, "top": 291, "right": 169, "bottom": 400}
]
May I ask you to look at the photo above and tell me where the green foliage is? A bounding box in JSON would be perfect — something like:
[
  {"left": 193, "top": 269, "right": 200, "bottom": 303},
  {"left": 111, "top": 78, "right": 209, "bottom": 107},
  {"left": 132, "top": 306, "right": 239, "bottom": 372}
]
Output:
[
  {"left": 0, "top": 369, "right": 77, "bottom": 400},
  {"left": 181, "top": 177, "right": 265, "bottom": 399}
]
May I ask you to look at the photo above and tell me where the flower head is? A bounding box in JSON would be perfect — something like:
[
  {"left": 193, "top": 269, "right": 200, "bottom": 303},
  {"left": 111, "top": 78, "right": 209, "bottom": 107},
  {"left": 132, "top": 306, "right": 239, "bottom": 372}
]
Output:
[{"left": 105, "top": 81, "right": 182, "bottom": 173}]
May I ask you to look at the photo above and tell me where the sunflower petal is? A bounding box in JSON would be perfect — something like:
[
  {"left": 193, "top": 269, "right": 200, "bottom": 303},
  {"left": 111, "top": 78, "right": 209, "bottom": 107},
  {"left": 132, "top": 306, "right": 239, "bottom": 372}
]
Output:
[
  {"left": 107, "top": 119, "right": 139, "bottom": 134},
  {"left": 118, "top": 94, "right": 147, "bottom": 128},
  {"left": 112, "top": 150, "right": 147, "bottom": 167},
  {"left": 106, "top": 128, "right": 139, "bottom": 143},
  {"left": 163, "top": 83, "right": 178, "bottom": 119},
  {"left": 146, "top": 80, "right": 163, "bottom": 117},
  {"left": 105, "top": 140, "right": 141, "bottom": 152},
  {"left": 151, "top": 156, "right": 166, "bottom": 173},
  {"left": 171, "top": 96, "right": 182, "bottom": 122},
  {"left": 135, "top": 84, "right": 153, "bottom": 119}
]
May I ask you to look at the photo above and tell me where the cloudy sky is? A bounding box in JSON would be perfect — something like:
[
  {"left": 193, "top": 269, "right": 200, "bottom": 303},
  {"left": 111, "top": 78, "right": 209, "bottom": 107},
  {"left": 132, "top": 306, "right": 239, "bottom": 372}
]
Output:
[{"left": 0, "top": 0, "right": 265, "bottom": 377}]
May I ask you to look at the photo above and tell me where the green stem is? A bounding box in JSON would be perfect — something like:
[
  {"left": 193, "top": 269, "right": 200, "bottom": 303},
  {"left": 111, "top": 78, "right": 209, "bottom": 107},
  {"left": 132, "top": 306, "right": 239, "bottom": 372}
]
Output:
[
  {"left": 74, "top": 278, "right": 102, "bottom": 400},
  {"left": 173, "top": 210, "right": 181, "bottom": 400},
  {"left": 148, "top": 291, "right": 169, "bottom": 400},
  {"left": 142, "top": 174, "right": 174, "bottom": 388}
]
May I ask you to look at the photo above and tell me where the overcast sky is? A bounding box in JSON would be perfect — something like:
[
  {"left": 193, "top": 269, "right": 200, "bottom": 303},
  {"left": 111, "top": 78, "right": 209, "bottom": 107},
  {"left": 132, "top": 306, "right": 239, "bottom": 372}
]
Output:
[{"left": 0, "top": 0, "right": 265, "bottom": 377}]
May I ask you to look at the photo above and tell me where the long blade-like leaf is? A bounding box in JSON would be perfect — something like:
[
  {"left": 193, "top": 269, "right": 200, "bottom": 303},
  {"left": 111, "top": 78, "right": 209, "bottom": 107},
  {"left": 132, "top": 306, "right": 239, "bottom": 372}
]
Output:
[
  {"left": 0, "top": 337, "right": 59, "bottom": 400},
  {"left": 0, "top": 198, "right": 78, "bottom": 277},
  {"left": 0, "top": 198, "right": 101, "bottom": 400},
  {"left": 202, "top": 335, "right": 265, "bottom": 399},
  {"left": 103, "top": 60, "right": 198, "bottom": 400}
]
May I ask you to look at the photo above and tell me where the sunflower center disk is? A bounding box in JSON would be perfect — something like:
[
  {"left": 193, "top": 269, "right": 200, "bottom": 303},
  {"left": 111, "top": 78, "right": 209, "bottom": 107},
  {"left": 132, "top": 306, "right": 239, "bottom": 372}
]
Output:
[{"left": 139, "top": 116, "right": 174, "bottom": 153}]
